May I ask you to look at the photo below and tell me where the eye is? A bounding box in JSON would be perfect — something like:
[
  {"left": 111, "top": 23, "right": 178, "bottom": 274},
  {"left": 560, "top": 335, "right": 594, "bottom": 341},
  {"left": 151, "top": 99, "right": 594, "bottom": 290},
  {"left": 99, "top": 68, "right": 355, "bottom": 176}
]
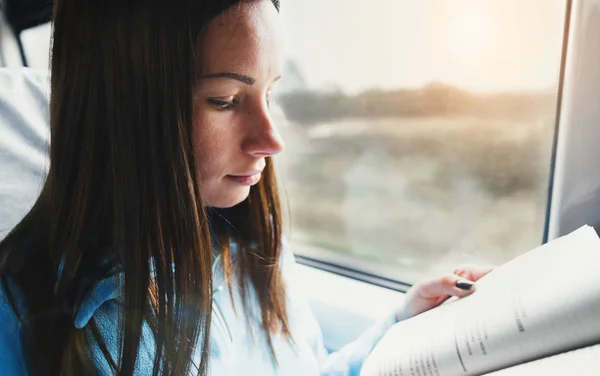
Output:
[{"left": 207, "top": 97, "right": 237, "bottom": 111}]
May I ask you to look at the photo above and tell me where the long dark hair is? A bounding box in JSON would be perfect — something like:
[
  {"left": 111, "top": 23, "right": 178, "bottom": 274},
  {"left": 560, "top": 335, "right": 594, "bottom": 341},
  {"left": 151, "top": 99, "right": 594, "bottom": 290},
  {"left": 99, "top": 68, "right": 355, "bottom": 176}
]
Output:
[{"left": 0, "top": 0, "right": 288, "bottom": 375}]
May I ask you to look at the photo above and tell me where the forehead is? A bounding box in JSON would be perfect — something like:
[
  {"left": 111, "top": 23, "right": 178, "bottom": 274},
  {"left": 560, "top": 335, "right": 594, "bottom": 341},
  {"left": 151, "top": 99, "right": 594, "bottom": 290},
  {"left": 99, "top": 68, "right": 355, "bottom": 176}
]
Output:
[{"left": 198, "top": 1, "right": 283, "bottom": 76}]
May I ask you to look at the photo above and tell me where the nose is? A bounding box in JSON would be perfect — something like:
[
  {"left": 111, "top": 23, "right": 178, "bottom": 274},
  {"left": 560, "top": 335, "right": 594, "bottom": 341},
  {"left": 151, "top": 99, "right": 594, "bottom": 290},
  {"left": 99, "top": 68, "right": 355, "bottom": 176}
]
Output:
[{"left": 241, "top": 107, "right": 285, "bottom": 158}]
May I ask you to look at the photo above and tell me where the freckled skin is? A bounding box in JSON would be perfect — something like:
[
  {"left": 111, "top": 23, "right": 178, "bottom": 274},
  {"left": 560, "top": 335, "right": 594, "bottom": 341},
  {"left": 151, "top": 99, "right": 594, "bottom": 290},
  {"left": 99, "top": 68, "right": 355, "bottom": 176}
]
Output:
[{"left": 193, "top": 0, "right": 285, "bottom": 208}]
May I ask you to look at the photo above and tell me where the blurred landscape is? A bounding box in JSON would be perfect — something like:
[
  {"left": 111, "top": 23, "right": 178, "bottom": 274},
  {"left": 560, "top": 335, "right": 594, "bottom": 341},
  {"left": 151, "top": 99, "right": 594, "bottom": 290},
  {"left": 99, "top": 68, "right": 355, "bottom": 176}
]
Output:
[{"left": 274, "top": 82, "right": 556, "bottom": 283}]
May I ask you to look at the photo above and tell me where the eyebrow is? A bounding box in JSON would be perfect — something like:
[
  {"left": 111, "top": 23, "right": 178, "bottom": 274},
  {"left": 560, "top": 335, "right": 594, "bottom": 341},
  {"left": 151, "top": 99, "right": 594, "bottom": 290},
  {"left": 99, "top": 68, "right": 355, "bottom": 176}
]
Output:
[
  {"left": 200, "top": 72, "right": 256, "bottom": 85},
  {"left": 199, "top": 73, "right": 282, "bottom": 86}
]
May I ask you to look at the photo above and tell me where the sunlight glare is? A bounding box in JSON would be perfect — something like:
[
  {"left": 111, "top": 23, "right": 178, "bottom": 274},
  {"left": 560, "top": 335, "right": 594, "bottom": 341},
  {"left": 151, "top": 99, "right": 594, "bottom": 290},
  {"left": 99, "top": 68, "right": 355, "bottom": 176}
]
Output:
[{"left": 442, "top": 8, "right": 495, "bottom": 61}]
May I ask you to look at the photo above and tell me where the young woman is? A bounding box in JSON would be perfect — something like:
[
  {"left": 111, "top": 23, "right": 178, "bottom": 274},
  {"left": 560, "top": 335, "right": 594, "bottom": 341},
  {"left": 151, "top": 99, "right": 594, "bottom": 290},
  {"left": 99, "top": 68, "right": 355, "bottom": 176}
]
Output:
[{"left": 0, "top": 0, "right": 491, "bottom": 375}]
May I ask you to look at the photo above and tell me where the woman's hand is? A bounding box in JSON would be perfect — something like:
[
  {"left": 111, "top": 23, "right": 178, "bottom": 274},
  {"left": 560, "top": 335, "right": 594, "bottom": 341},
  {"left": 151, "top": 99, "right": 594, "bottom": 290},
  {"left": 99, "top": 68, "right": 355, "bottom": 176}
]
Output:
[{"left": 396, "top": 265, "right": 493, "bottom": 322}]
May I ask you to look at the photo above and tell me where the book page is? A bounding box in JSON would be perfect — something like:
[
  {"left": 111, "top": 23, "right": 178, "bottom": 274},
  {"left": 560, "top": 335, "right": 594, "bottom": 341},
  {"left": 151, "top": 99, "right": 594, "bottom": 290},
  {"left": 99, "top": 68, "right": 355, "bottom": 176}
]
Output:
[
  {"left": 482, "top": 344, "right": 600, "bottom": 376},
  {"left": 360, "top": 225, "right": 600, "bottom": 376}
]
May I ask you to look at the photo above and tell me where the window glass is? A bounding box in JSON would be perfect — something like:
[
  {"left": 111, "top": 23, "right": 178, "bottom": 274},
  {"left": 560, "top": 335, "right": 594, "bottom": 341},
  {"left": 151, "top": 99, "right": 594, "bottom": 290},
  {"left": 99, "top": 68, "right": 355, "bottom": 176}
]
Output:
[{"left": 275, "top": 0, "right": 567, "bottom": 283}]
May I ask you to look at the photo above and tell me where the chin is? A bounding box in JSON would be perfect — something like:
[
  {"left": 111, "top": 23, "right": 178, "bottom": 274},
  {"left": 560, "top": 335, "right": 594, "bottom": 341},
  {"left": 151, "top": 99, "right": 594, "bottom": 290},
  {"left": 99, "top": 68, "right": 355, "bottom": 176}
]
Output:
[{"left": 205, "top": 188, "right": 251, "bottom": 208}]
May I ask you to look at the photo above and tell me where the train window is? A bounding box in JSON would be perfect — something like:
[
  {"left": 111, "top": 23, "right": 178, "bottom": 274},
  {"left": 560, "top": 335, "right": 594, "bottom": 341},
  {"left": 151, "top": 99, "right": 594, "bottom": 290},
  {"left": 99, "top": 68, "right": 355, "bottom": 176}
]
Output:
[{"left": 274, "top": 0, "right": 567, "bottom": 284}]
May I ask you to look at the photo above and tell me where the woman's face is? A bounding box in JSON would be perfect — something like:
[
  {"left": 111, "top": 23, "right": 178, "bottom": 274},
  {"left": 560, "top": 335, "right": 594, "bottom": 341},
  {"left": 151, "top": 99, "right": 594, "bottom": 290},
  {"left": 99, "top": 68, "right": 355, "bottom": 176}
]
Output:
[{"left": 194, "top": 0, "right": 284, "bottom": 208}]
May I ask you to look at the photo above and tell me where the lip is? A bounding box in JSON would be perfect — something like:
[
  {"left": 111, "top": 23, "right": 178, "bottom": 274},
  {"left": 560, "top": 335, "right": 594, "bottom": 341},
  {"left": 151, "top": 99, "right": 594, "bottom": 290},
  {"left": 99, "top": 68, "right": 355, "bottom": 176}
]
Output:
[{"left": 227, "top": 171, "right": 262, "bottom": 186}]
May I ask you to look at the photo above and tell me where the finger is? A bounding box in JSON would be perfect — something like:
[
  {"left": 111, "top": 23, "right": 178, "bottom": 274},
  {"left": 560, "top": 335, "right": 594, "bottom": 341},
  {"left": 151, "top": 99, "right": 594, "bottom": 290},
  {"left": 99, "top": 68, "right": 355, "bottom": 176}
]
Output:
[
  {"left": 453, "top": 264, "right": 494, "bottom": 282},
  {"left": 418, "top": 274, "right": 477, "bottom": 300}
]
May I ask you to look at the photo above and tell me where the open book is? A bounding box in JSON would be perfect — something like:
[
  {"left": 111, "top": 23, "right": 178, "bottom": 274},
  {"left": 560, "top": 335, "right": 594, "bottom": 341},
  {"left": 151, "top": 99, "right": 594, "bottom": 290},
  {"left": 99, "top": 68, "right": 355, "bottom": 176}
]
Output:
[{"left": 360, "top": 225, "right": 600, "bottom": 376}]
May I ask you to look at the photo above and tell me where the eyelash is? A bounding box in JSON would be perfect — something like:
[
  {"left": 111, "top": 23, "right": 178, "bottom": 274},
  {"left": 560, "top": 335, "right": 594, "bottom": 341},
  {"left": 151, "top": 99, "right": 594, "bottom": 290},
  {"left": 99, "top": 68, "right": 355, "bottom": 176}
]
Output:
[
  {"left": 207, "top": 98, "right": 237, "bottom": 111},
  {"left": 207, "top": 92, "right": 273, "bottom": 111}
]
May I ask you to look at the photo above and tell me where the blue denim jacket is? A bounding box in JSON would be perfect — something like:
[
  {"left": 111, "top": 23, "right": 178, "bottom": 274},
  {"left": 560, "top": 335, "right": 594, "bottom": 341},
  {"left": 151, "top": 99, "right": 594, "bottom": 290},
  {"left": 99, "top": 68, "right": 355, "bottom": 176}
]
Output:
[{"left": 0, "top": 241, "right": 397, "bottom": 375}]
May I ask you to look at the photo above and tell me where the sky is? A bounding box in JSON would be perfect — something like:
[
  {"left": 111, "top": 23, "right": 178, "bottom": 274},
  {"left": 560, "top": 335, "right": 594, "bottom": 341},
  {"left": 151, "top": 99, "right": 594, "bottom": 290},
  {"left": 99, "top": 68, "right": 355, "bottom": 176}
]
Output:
[{"left": 279, "top": 0, "right": 567, "bottom": 94}]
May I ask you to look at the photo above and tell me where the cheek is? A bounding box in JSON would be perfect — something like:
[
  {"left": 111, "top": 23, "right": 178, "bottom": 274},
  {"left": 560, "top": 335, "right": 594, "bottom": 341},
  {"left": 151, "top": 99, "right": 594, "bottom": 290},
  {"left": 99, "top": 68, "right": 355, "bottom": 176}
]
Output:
[
  {"left": 193, "top": 111, "right": 237, "bottom": 181},
  {"left": 192, "top": 111, "right": 251, "bottom": 208},
  {"left": 194, "top": 119, "right": 220, "bottom": 179}
]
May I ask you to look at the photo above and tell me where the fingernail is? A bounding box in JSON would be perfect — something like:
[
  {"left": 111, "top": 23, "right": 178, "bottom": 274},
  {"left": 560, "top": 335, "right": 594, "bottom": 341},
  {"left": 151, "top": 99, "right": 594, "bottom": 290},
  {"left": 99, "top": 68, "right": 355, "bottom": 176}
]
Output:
[{"left": 456, "top": 280, "right": 474, "bottom": 290}]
